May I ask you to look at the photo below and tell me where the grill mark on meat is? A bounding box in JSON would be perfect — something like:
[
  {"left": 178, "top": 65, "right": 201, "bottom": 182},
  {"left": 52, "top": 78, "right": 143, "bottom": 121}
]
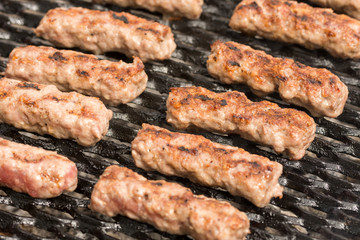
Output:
[
  {"left": 193, "top": 95, "right": 228, "bottom": 106},
  {"left": 295, "top": 61, "right": 306, "bottom": 68},
  {"left": 213, "top": 147, "right": 232, "bottom": 154},
  {"left": 177, "top": 146, "right": 198, "bottom": 155},
  {"left": 220, "top": 99, "right": 228, "bottom": 106},
  {"left": 42, "top": 95, "right": 69, "bottom": 103},
  {"left": 76, "top": 69, "right": 90, "bottom": 77},
  {"left": 136, "top": 27, "right": 161, "bottom": 35},
  {"left": 169, "top": 195, "right": 191, "bottom": 204},
  {"left": 48, "top": 52, "right": 67, "bottom": 62},
  {"left": 0, "top": 92, "right": 8, "bottom": 99},
  {"left": 225, "top": 43, "right": 239, "bottom": 51},
  {"left": 249, "top": 1, "right": 261, "bottom": 10},
  {"left": 51, "top": 96, "right": 60, "bottom": 102},
  {"left": 232, "top": 115, "right": 251, "bottom": 123},
  {"left": 75, "top": 54, "right": 89, "bottom": 59},
  {"left": 322, "top": 10, "right": 336, "bottom": 17},
  {"left": 237, "top": 1, "right": 262, "bottom": 11},
  {"left": 249, "top": 161, "right": 261, "bottom": 168},
  {"left": 228, "top": 61, "right": 240, "bottom": 67},
  {"left": 195, "top": 94, "right": 213, "bottom": 101},
  {"left": 143, "top": 127, "right": 174, "bottom": 138},
  {"left": 16, "top": 82, "right": 40, "bottom": 91},
  {"left": 308, "top": 78, "right": 322, "bottom": 85},
  {"left": 115, "top": 76, "right": 125, "bottom": 82},
  {"left": 112, "top": 13, "right": 129, "bottom": 23},
  {"left": 244, "top": 50, "right": 254, "bottom": 57},
  {"left": 276, "top": 75, "right": 287, "bottom": 82},
  {"left": 13, "top": 152, "right": 43, "bottom": 163},
  {"left": 151, "top": 182, "right": 163, "bottom": 186},
  {"left": 291, "top": 12, "right": 309, "bottom": 22}
]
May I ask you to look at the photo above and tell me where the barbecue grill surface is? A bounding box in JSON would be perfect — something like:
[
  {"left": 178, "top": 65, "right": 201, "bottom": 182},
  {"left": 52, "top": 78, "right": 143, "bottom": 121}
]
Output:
[{"left": 0, "top": 0, "right": 359, "bottom": 239}]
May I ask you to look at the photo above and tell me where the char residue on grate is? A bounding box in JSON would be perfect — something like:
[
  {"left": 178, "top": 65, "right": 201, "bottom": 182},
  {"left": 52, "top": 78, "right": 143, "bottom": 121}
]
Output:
[{"left": 0, "top": 0, "right": 359, "bottom": 239}]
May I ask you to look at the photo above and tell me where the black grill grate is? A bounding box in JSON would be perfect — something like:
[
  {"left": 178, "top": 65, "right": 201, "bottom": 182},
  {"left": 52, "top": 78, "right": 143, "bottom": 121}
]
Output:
[{"left": 0, "top": 0, "right": 359, "bottom": 239}]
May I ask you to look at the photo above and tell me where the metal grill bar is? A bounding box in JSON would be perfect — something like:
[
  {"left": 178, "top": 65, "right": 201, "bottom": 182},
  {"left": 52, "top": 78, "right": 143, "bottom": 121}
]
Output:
[{"left": 0, "top": 0, "right": 359, "bottom": 239}]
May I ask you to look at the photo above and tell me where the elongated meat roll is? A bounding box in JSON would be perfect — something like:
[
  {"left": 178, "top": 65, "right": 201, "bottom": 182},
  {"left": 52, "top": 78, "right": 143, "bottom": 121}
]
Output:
[
  {"left": 166, "top": 86, "right": 316, "bottom": 160},
  {"left": 0, "top": 137, "right": 77, "bottom": 198},
  {"left": 6, "top": 46, "right": 148, "bottom": 106},
  {"left": 229, "top": 0, "right": 360, "bottom": 59},
  {"left": 90, "top": 165, "right": 250, "bottom": 240},
  {"left": 131, "top": 124, "right": 283, "bottom": 207},
  {"left": 0, "top": 78, "right": 113, "bottom": 146},
  {"left": 34, "top": 7, "right": 176, "bottom": 62},
  {"left": 207, "top": 40, "right": 348, "bottom": 118}
]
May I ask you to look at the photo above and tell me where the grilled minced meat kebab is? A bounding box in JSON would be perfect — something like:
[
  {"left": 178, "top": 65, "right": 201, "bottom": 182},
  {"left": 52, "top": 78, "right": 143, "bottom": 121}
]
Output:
[
  {"left": 207, "top": 41, "right": 348, "bottom": 118},
  {"left": 90, "top": 165, "right": 250, "bottom": 240},
  {"left": 35, "top": 7, "right": 176, "bottom": 62},
  {"left": 0, "top": 137, "right": 77, "bottom": 198},
  {"left": 6, "top": 46, "right": 148, "bottom": 106},
  {"left": 92, "top": 0, "right": 204, "bottom": 19},
  {"left": 132, "top": 124, "right": 283, "bottom": 207},
  {"left": 310, "top": 0, "right": 360, "bottom": 20},
  {"left": 229, "top": 0, "right": 360, "bottom": 59},
  {"left": 0, "top": 78, "right": 113, "bottom": 146},
  {"left": 167, "top": 86, "right": 316, "bottom": 160}
]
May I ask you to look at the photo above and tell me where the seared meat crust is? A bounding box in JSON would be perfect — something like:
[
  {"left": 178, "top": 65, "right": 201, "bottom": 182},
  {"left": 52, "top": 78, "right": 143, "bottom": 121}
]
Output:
[
  {"left": 131, "top": 124, "right": 283, "bottom": 207},
  {"left": 310, "top": 0, "right": 360, "bottom": 20},
  {"left": 34, "top": 7, "right": 176, "bottom": 62},
  {"left": 207, "top": 41, "right": 348, "bottom": 117},
  {"left": 166, "top": 86, "right": 316, "bottom": 160},
  {"left": 90, "top": 165, "right": 250, "bottom": 240},
  {"left": 229, "top": 0, "right": 360, "bottom": 59},
  {"left": 0, "top": 78, "right": 113, "bottom": 146},
  {"left": 0, "top": 137, "right": 77, "bottom": 198},
  {"left": 92, "top": 0, "right": 203, "bottom": 19},
  {"left": 6, "top": 46, "right": 148, "bottom": 106}
]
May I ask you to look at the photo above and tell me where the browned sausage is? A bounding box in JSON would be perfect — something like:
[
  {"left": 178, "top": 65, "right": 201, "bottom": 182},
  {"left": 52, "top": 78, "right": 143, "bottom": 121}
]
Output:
[{"left": 166, "top": 86, "right": 316, "bottom": 160}]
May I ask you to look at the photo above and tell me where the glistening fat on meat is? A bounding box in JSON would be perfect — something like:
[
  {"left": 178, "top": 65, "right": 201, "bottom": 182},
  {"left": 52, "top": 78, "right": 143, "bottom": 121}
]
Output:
[
  {"left": 166, "top": 86, "right": 316, "bottom": 160},
  {"left": 0, "top": 78, "right": 113, "bottom": 146},
  {"left": 0, "top": 137, "right": 77, "bottom": 198},
  {"left": 131, "top": 124, "right": 283, "bottom": 207},
  {"left": 207, "top": 40, "right": 348, "bottom": 118},
  {"left": 90, "top": 165, "right": 250, "bottom": 240},
  {"left": 92, "top": 0, "right": 204, "bottom": 19},
  {"left": 6, "top": 45, "right": 148, "bottom": 106},
  {"left": 34, "top": 7, "right": 176, "bottom": 62},
  {"left": 229, "top": 0, "right": 360, "bottom": 59}
]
